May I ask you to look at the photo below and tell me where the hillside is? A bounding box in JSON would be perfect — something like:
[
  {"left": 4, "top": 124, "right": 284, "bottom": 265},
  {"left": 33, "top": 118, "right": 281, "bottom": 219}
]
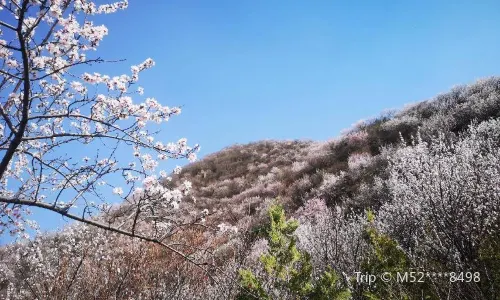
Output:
[
  {"left": 1, "top": 77, "right": 500, "bottom": 299},
  {"left": 169, "top": 76, "right": 500, "bottom": 228}
]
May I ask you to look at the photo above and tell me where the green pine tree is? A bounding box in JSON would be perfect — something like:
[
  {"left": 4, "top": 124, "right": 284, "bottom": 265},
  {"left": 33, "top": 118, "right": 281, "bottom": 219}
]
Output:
[
  {"left": 359, "top": 209, "right": 437, "bottom": 300},
  {"left": 237, "top": 202, "right": 351, "bottom": 300}
]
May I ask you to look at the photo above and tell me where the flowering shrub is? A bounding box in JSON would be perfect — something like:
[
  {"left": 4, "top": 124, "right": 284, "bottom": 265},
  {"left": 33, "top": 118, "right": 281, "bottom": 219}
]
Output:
[
  {"left": 347, "top": 152, "right": 372, "bottom": 170},
  {"left": 378, "top": 119, "right": 500, "bottom": 298},
  {"left": 295, "top": 198, "right": 369, "bottom": 276},
  {"left": 317, "top": 172, "right": 346, "bottom": 192},
  {"left": 290, "top": 161, "right": 309, "bottom": 172},
  {"left": 0, "top": 222, "right": 218, "bottom": 299}
]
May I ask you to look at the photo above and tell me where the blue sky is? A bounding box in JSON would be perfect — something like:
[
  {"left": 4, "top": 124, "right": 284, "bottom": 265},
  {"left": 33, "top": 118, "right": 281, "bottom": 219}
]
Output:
[
  {"left": 3, "top": 0, "right": 500, "bottom": 241},
  {"left": 99, "top": 0, "right": 500, "bottom": 150}
]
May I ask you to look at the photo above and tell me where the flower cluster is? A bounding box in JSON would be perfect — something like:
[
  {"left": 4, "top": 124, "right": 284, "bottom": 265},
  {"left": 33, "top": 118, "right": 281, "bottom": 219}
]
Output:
[
  {"left": 347, "top": 152, "right": 372, "bottom": 170},
  {"left": 378, "top": 120, "right": 500, "bottom": 267},
  {"left": 0, "top": 0, "right": 200, "bottom": 240},
  {"left": 217, "top": 223, "right": 238, "bottom": 234}
]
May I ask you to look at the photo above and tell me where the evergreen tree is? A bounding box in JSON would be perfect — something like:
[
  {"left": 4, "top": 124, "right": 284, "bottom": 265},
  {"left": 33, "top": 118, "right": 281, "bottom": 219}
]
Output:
[{"left": 237, "top": 203, "right": 350, "bottom": 300}]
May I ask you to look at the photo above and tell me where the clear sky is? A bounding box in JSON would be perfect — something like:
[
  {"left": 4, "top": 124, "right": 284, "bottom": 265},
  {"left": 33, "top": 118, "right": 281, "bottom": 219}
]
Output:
[
  {"left": 3, "top": 0, "right": 500, "bottom": 240},
  {"left": 97, "top": 0, "right": 500, "bottom": 153}
]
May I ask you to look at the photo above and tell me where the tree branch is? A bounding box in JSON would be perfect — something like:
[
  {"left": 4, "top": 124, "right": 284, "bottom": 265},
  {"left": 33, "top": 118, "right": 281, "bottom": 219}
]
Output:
[
  {"left": 0, "top": 196, "right": 216, "bottom": 281},
  {"left": 0, "top": 20, "right": 16, "bottom": 31},
  {"left": 0, "top": 1, "right": 30, "bottom": 180},
  {"left": 0, "top": 105, "right": 17, "bottom": 134}
]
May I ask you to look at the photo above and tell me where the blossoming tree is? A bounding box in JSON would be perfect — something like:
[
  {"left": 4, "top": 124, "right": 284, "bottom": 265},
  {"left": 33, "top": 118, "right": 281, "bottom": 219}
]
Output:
[
  {"left": 0, "top": 0, "right": 205, "bottom": 261},
  {"left": 377, "top": 120, "right": 500, "bottom": 298}
]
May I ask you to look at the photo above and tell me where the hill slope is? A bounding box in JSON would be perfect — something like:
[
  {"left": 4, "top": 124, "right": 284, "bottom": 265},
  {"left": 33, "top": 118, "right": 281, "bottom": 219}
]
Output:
[
  {"left": 169, "top": 76, "right": 500, "bottom": 229},
  {"left": 2, "top": 76, "right": 500, "bottom": 299}
]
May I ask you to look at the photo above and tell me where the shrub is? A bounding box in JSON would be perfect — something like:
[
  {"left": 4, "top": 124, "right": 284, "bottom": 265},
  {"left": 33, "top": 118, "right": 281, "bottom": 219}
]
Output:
[{"left": 378, "top": 119, "right": 500, "bottom": 299}]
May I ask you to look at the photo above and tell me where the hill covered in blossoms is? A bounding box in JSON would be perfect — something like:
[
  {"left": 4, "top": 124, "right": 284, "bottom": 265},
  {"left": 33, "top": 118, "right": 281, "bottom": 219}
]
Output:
[{"left": 1, "top": 77, "right": 500, "bottom": 299}]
